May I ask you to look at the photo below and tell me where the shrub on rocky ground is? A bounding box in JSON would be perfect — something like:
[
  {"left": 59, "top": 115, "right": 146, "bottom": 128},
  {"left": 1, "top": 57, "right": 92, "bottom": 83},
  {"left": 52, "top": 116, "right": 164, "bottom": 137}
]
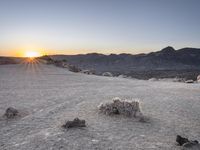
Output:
[
  {"left": 98, "top": 97, "right": 142, "bottom": 118},
  {"left": 68, "top": 65, "right": 81, "bottom": 73},
  {"left": 62, "top": 118, "right": 86, "bottom": 128}
]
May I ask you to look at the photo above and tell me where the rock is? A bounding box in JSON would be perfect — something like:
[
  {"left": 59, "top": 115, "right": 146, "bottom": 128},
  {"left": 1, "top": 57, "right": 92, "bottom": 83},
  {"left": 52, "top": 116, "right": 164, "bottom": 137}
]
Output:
[
  {"left": 118, "top": 74, "right": 127, "bottom": 78},
  {"left": 185, "top": 80, "right": 194, "bottom": 84},
  {"left": 62, "top": 118, "right": 86, "bottom": 128},
  {"left": 148, "top": 78, "right": 158, "bottom": 81},
  {"left": 102, "top": 72, "right": 113, "bottom": 77},
  {"left": 54, "top": 60, "right": 66, "bottom": 67},
  {"left": 176, "top": 135, "right": 190, "bottom": 146},
  {"left": 98, "top": 97, "right": 142, "bottom": 118},
  {"left": 182, "top": 141, "right": 200, "bottom": 150},
  {"left": 81, "top": 70, "right": 95, "bottom": 75},
  {"left": 68, "top": 65, "right": 81, "bottom": 73},
  {"left": 173, "top": 78, "right": 184, "bottom": 82},
  {"left": 176, "top": 135, "right": 200, "bottom": 150},
  {"left": 4, "top": 107, "right": 19, "bottom": 119},
  {"left": 197, "top": 75, "right": 200, "bottom": 83}
]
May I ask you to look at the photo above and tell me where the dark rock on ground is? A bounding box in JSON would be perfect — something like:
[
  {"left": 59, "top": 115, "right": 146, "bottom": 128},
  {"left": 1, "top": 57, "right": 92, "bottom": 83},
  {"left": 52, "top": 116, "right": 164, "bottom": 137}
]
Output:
[
  {"left": 182, "top": 141, "right": 200, "bottom": 150},
  {"left": 62, "top": 118, "right": 86, "bottom": 128},
  {"left": 68, "top": 65, "right": 81, "bottom": 73},
  {"left": 4, "top": 107, "right": 19, "bottom": 119},
  {"left": 176, "top": 135, "right": 200, "bottom": 150},
  {"left": 176, "top": 135, "right": 190, "bottom": 146}
]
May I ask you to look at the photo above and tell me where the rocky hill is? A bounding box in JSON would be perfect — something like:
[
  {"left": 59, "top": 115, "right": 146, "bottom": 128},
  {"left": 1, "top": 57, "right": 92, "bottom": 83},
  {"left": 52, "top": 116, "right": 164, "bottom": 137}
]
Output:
[{"left": 52, "top": 46, "right": 200, "bottom": 73}]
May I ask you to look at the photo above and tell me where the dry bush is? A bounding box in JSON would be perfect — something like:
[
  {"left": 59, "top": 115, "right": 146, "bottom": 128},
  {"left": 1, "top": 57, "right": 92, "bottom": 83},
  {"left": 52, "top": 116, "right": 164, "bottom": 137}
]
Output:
[{"left": 98, "top": 97, "right": 142, "bottom": 118}]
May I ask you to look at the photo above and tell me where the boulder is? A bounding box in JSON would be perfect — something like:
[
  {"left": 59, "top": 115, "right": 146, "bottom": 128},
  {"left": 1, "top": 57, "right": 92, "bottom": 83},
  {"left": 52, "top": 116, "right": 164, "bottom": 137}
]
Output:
[
  {"left": 62, "top": 118, "right": 86, "bottom": 128},
  {"left": 102, "top": 72, "right": 113, "bottom": 77},
  {"left": 176, "top": 135, "right": 190, "bottom": 146},
  {"left": 197, "top": 75, "right": 200, "bottom": 83},
  {"left": 185, "top": 80, "right": 194, "bottom": 84},
  {"left": 176, "top": 135, "right": 200, "bottom": 150},
  {"left": 182, "top": 141, "right": 200, "bottom": 150},
  {"left": 4, "top": 107, "right": 19, "bottom": 119}
]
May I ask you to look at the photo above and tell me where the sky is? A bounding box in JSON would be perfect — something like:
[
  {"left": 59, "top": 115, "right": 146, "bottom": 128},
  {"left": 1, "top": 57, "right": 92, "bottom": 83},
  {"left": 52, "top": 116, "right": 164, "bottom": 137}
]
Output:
[{"left": 0, "top": 0, "right": 200, "bottom": 56}]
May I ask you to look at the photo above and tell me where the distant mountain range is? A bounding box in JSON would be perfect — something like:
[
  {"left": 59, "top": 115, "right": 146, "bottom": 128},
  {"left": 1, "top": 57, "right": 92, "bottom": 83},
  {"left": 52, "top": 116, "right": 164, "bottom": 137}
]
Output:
[
  {"left": 52, "top": 46, "right": 200, "bottom": 74},
  {"left": 0, "top": 46, "right": 200, "bottom": 79}
]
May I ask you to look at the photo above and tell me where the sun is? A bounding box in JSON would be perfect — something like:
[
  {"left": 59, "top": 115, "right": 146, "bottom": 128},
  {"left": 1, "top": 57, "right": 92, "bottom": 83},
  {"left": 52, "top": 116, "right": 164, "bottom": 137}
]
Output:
[{"left": 25, "top": 51, "right": 40, "bottom": 58}]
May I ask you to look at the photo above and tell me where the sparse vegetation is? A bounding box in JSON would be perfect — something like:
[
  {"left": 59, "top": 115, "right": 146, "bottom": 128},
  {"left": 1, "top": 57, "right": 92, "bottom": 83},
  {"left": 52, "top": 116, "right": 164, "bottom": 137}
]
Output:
[{"left": 98, "top": 97, "right": 142, "bottom": 118}]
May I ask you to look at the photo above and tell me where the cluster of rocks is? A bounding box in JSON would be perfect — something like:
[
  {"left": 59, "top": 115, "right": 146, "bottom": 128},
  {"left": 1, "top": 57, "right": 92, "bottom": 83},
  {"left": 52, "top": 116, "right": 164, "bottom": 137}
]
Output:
[
  {"left": 80, "top": 70, "right": 95, "bottom": 75},
  {"left": 98, "top": 97, "right": 142, "bottom": 118},
  {"left": 176, "top": 135, "right": 200, "bottom": 149},
  {"left": 62, "top": 118, "right": 86, "bottom": 128}
]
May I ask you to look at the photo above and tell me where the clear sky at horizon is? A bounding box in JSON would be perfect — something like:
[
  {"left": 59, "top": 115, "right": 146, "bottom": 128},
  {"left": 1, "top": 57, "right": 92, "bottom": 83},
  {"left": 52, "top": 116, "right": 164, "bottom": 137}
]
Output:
[{"left": 0, "top": 0, "right": 200, "bottom": 56}]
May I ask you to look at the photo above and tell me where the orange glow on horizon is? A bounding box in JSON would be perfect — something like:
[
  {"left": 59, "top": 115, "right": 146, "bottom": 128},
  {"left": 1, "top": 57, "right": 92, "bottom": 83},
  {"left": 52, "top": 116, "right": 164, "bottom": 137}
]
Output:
[{"left": 25, "top": 51, "right": 41, "bottom": 58}]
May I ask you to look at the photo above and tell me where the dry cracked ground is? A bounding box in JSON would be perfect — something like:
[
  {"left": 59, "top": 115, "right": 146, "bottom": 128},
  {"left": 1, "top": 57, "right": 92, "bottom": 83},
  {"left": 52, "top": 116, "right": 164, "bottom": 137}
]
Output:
[{"left": 0, "top": 63, "right": 200, "bottom": 150}]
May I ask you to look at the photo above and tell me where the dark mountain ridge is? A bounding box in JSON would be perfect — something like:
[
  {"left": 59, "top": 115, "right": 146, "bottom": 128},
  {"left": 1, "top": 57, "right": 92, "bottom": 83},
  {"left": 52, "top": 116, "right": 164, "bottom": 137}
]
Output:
[{"left": 52, "top": 46, "right": 200, "bottom": 74}]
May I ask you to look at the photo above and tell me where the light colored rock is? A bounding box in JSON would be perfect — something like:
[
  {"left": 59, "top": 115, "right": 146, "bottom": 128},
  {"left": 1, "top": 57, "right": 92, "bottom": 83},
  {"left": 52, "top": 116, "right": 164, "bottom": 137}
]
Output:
[
  {"left": 118, "top": 74, "right": 127, "bottom": 78},
  {"left": 197, "top": 75, "right": 200, "bottom": 83},
  {"left": 185, "top": 80, "right": 194, "bottom": 84},
  {"left": 102, "top": 72, "right": 113, "bottom": 77},
  {"left": 148, "top": 78, "right": 158, "bottom": 81}
]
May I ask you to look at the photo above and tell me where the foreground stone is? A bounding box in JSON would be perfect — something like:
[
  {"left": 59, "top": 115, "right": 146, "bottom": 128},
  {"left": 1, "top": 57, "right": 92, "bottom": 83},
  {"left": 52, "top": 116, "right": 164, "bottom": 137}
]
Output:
[
  {"left": 176, "top": 135, "right": 200, "bottom": 150},
  {"left": 98, "top": 97, "right": 142, "bottom": 118},
  {"left": 197, "top": 75, "right": 200, "bottom": 83},
  {"left": 62, "top": 118, "right": 86, "bottom": 128},
  {"left": 102, "top": 72, "right": 113, "bottom": 77},
  {"left": 185, "top": 80, "right": 194, "bottom": 84},
  {"left": 4, "top": 107, "right": 19, "bottom": 119}
]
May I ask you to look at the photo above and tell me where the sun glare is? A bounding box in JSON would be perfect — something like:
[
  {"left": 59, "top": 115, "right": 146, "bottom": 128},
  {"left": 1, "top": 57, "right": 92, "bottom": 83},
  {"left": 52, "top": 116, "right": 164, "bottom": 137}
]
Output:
[{"left": 25, "top": 51, "right": 40, "bottom": 58}]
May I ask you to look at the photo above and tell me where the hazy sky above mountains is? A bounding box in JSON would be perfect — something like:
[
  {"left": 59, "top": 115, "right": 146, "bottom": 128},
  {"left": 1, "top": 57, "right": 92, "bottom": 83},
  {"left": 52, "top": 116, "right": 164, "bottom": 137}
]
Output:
[{"left": 0, "top": 0, "right": 200, "bottom": 56}]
